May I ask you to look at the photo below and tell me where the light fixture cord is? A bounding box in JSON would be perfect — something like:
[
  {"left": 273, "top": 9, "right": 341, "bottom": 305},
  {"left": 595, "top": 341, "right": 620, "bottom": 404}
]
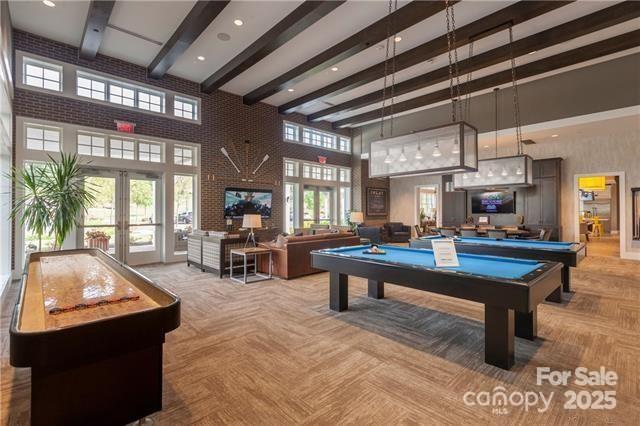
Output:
[
  {"left": 379, "top": 0, "right": 398, "bottom": 138},
  {"left": 464, "top": 41, "right": 474, "bottom": 122},
  {"left": 508, "top": 24, "right": 523, "bottom": 155},
  {"left": 494, "top": 88, "right": 499, "bottom": 159},
  {"left": 445, "top": 0, "right": 462, "bottom": 122}
]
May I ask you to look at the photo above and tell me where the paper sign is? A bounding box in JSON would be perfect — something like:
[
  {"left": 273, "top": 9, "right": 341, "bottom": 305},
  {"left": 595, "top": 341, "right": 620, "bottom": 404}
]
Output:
[{"left": 432, "top": 238, "right": 460, "bottom": 268}]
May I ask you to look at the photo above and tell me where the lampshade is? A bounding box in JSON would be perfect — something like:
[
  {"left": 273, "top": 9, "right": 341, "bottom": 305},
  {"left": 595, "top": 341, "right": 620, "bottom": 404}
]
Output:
[
  {"left": 369, "top": 121, "right": 478, "bottom": 178},
  {"left": 349, "top": 211, "right": 364, "bottom": 224},
  {"left": 454, "top": 155, "right": 533, "bottom": 189},
  {"left": 242, "top": 214, "right": 262, "bottom": 228}
]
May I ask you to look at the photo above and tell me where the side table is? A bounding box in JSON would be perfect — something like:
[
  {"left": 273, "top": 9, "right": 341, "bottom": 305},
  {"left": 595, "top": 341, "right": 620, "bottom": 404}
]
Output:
[{"left": 229, "top": 247, "right": 272, "bottom": 284}]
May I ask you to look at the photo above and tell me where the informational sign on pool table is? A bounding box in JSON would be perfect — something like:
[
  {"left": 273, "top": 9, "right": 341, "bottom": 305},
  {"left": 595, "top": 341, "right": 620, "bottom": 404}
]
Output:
[{"left": 431, "top": 238, "right": 460, "bottom": 267}]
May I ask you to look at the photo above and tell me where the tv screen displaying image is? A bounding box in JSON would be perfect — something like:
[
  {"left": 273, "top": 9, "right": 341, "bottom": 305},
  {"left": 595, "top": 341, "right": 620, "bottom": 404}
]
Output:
[
  {"left": 471, "top": 191, "right": 516, "bottom": 214},
  {"left": 224, "top": 188, "right": 272, "bottom": 219},
  {"left": 580, "top": 191, "right": 595, "bottom": 201}
]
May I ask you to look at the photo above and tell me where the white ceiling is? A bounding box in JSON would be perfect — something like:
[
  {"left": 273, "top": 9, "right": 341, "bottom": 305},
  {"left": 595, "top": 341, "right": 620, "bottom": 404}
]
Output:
[{"left": 8, "top": 0, "right": 636, "bottom": 126}]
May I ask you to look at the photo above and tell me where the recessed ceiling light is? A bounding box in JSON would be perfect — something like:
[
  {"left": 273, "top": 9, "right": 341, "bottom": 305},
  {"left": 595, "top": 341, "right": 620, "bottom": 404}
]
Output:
[
  {"left": 394, "top": 36, "right": 402, "bottom": 42},
  {"left": 331, "top": 67, "right": 338, "bottom": 72},
  {"left": 528, "top": 51, "right": 537, "bottom": 55},
  {"left": 217, "top": 33, "right": 231, "bottom": 41},
  {"left": 233, "top": 19, "right": 244, "bottom": 26},
  {"left": 551, "top": 134, "right": 559, "bottom": 138},
  {"left": 287, "top": 88, "right": 295, "bottom": 92},
  {"left": 42, "top": 0, "right": 55, "bottom": 7},
  {"left": 197, "top": 56, "right": 205, "bottom": 61}
]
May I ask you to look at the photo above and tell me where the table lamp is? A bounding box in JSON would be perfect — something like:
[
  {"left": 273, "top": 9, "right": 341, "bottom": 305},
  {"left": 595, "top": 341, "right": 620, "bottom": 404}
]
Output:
[
  {"left": 242, "top": 214, "right": 262, "bottom": 247},
  {"left": 349, "top": 211, "right": 364, "bottom": 231}
]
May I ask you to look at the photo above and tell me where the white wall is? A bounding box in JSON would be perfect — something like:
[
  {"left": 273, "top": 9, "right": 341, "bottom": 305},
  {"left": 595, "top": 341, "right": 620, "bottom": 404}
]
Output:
[
  {"left": 0, "top": 2, "right": 12, "bottom": 295},
  {"left": 390, "top": 174, "right": 442, "bottom": 234}
]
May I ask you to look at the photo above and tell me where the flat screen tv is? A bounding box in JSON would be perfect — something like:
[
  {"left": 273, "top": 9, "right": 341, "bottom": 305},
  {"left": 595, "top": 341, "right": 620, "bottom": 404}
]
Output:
[
  {"left": 580, "top": 191, "right": 595, "bottom": 201},
  {"left": 471, "top": 191, "right": 516, "bottom": 214},
  {"left": 224, "top": 188, "right": 272, "bottom": 219}
]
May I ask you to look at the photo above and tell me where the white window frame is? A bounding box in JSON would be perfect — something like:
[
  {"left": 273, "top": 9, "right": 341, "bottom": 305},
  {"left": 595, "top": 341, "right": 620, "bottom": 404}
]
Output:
[
  {"left": 109, "top": 82, "right": 136, "bottom": 107},
  {"left": 284, "top": 159, "right": 298, "bottom": 177},
  {"left": 23, "top": 57, "right": 62, "bottom": 92},
  {"left": 174, "top": 96, "right": 198, "bottom": 121},
  {"left": 138, "top": 140, "right": 163, "bottom": 163},
  {"left": 77, "top": 131, "right": 106, "bottom": 157},
  {"left": 283, "top": 121, "right": 351, "bottom": 154},
  {"left": 174, "top": 145, "right": 195, "bottom": 166},
  {"left": 76, "top": 72, "right": 106, "bottom": 101},
  {"left": 137, "top": 88, "right": 165, "bottom": 113},
  {"left": 109, "top": 137, "right": 136, "bottom": 160},
  {"left": 25, "top": 123, "right": 62, "bottom": 152}
]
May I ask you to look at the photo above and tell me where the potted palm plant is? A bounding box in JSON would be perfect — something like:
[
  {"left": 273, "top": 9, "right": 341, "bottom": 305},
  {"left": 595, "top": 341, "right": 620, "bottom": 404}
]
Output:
[{"left": 10, "top": 153, "right": 95, "bottom": 251}]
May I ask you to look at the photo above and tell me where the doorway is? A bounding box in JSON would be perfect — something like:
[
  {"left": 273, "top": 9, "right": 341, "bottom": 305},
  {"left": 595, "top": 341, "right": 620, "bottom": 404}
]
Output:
[
  {"left": 303, "top": 185, "right": 335, "bottom": 227},
  {"left": 78, "top": 169, "right": 162, "bottom": 265},
  {"left": 575, "top": 174, "right": 622, "bottom": 258},
  {"left": 415, "top": 185, "right": 439, "bottom": 234}
]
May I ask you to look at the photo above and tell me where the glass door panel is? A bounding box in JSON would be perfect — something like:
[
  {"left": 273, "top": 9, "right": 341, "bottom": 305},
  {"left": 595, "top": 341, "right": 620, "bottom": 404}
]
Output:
[
  {"left": 285, "top": 183, "right": 298, "bottom": 234},
  {"left": 318, "top": 189, "right": 333, "bottom": 225},
  {"left": 174, "top": 174, "right": 194, "bottom": 253},
  {"left": 126, "top": 175, "right": 161, "bottom": 265},
  {"left": 303, "top": 188, "right": 315, "bottom": 228},
  {"left": 79, "top": 172, "right": 121, "bottom": 259}
]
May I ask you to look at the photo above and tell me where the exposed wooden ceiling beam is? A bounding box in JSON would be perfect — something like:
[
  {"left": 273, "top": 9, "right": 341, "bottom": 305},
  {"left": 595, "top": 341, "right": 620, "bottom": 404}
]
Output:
[
  {"left": 148, "top": 1, "right": 230, "bottom": 79},
  {"left": 242, "top": 0, "right": 451, "bottom": 105},
  {"left": 332, "top": 30, "right": 640, "bottom": 128},
  {"left": 201, "top": 1, "right": 345, "bottom": 94},
  {"left": 309, "top": 1, "right": 640, "bottom": 121},
  {"left": 79, "top": 0, "right": 115, "bottom": 60},
  {"left": 279, "top": 0, "right": 571, "bottom": 115}
]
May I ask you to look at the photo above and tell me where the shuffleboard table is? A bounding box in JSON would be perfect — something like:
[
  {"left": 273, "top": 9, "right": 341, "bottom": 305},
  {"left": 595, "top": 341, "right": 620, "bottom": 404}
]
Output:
[
  {"left": 410, "top": 236, "right": 586, "bottom": 292},
  {"left": 10, "top": 248, "right": 180, "bottom": 426},
  {"left": 311, "top": 245, "right": 563, "bottom": 370}
]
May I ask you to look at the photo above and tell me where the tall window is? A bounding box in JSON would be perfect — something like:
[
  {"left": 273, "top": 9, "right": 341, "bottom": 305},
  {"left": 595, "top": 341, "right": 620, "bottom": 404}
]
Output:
[
  {"left": 26, "top": 125, "right": 61, "bottom": 152},
  {"left": 283, "top": 121, "right": 350, "bottom": 153},
  {"left": 174, "top": 97, "right": 197, "bottom": 120},
  {"left": 23, "top": 58, "right": 61, "bottom": 91},
  {"left": 174, "top": 175, "right": 194, "bottom": 253},
  {"left": 110, "top": 137, "right": 135, "bottom": 160},
  {"left": 138, "top": 141, "right": 162, "bottom": 163},
  {"left": 77, "top": 132, "right": 106, "bottom": 157}
]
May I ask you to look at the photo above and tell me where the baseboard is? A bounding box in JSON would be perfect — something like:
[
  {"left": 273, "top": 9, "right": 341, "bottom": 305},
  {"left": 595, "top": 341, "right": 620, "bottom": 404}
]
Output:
[{"left": 621, "top": 251, "right": 640, "bottom": 261}]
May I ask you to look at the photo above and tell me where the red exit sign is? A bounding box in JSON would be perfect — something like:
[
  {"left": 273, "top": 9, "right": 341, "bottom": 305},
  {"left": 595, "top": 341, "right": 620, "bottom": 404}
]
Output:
[{"left": 115, "top": 120, "right": 136, "bottom": 133}]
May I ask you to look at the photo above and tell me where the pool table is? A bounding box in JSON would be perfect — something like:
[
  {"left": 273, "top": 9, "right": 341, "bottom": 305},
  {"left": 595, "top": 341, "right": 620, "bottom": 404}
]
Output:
[
  {"left": 311, "top": 245, "right": 563, "bottom": 369},
  {"left": 410, "top": 236, "right": 586, "bottom": 292},
  {"left": 10, "top": 249, "right": 180, "bottom": 425}
]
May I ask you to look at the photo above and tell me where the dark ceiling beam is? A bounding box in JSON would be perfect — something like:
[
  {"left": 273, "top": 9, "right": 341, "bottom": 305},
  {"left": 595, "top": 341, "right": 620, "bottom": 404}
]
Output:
[
  {"left": 79, "top": 0, "right": 115, "bottom": 60},
  {"left": 148, "top": 1, "right": 230, "bottom": 79},
  {"left": 242, "top": 0, "right": 452, "bottom": 105},
  {"left": 201, "top": 1, "right": 345, "bottom": 93},
  {"left": 279, "top": 0, "right": 571, "bottom": 115},
  {"left": 309, "top": 1, "right": 640, "bottom": 121},
  {"left": 332, "top": 30, "right": 640, "bottom": 128}
]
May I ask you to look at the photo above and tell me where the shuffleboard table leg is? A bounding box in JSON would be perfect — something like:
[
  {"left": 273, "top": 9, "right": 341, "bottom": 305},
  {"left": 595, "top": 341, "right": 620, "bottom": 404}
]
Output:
[
  {"left": 514, "top": 309, "right": 537, "bottom": 340},
  {"left": 545, "top": 285, "right": 562, "bottom": 303},
  {"left": 484, "top": 305, "right": 514, "bottom": 370},
  {"left": 368, "top": 280, "right": 384, "bottom": 299},
  {"left": 330, "top": 272, "right": 348, "bottom": 312},
  {"left": 561, "top": 266, "right": 571, "bottom": 292}
]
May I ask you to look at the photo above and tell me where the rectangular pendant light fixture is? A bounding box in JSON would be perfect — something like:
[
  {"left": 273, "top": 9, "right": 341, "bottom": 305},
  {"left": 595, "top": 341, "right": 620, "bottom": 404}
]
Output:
[
  {"left": 369, "top": 121, "right": 478, "bottom": 178},
  {"left": 453, "top": 154, "right": 533, "bottom": 189}
]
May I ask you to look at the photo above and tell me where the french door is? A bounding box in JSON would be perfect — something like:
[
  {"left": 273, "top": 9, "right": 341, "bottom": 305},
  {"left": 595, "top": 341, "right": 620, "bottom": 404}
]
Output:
[
  {"left": 303, "top": 185, "right": 335, "bottom": 227},
  {"left": 79, "top": 169, "right": 162, "bottom": 265}
]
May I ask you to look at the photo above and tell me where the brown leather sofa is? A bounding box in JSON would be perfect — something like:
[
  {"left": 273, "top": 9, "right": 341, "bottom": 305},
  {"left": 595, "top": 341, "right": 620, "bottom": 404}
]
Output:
[{"left": 258, "top": 233, "right": 360, "bottom": 279}]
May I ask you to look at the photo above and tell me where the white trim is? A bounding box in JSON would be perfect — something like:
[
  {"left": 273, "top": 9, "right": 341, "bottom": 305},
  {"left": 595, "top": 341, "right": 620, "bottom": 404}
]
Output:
[
  {"left": 574, "top": 171, "right": 629, "bottom": 259},
  {"left": 282, "top": 120, "right": 352, "bottom": 154},
  {"left": 15, "top": 50, "right": 202, "bottom": 125}
]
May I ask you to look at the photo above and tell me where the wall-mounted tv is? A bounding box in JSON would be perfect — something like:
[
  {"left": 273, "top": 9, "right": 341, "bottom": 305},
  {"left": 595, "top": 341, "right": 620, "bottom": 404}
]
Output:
[
  {"left": 471, "top": 191, "right": 516, "bottom": 214},
  {"left": 580, "top": 190, "right": 595, "bottom": 201},
  {"left": 224, "top": 188, "right": 272, "bottom": 219}
]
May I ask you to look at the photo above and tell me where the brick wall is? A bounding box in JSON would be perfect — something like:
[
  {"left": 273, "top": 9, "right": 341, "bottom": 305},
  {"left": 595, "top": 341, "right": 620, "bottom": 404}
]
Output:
[{"left": 12, "top": 30, "right": 352, "bottom": 232}]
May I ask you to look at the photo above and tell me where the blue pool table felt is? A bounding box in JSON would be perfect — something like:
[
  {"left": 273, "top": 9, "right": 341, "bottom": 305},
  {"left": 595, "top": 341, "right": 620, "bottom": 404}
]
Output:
[
  {"left": 420, "top": 236, "right": 575, "bottom": 251},
  {"left": 326, "top": 245, "right": 544, "bottom": 280}
]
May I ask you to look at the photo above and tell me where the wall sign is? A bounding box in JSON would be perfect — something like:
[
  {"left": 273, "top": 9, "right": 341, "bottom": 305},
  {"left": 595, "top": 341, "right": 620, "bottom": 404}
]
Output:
[
  {"left": 115, "top": 120, "right": 136, "bottom": 133},
  {"left": 366, "top": 187, "right": 388, "bottom": 216},
  {"left": 318, "top": 156, "right": 327, "bottom": 164}
]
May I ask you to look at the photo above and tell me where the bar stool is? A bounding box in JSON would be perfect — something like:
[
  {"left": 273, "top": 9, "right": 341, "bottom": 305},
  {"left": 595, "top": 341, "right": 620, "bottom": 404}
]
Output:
[{"left": 592, "top": 217, "right": 604, "bottom": 237}]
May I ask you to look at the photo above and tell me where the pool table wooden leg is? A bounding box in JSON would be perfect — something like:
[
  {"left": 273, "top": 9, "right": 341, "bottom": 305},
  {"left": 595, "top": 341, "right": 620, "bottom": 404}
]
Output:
[
  {"left": 330, "top": 272, "right": 348, "bottom": 312},
  {"left": 484, "top": 305, "right": 514, "bottom": 370},
  {"left": 514, "top": 309, "right": 537, "bottom": 340},
  {"left": 561, "top": 266, "right": 571, "bottom": 292},
  {"left": 368, "top": 280, "right": 384, "bottom": 299}
]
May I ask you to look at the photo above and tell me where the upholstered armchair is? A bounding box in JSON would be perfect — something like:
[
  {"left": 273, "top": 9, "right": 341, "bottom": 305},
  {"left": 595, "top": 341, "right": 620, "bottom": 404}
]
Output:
[{"left": 384, "top": 222, "right": 411, "bottom": 243}]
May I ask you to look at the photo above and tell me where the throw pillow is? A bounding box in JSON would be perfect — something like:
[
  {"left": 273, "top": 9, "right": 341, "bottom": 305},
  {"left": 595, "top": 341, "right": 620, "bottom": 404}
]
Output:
[{"left": 275, "top": 234, "right": 287, "bottom": 249}]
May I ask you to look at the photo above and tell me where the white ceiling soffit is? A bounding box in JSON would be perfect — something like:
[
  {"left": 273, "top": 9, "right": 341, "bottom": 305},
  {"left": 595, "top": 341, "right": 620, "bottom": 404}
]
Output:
[
  {"left": 8, "top": 0, "right": 89, "bottom": 47},
  {"left": 169, "top": 0, "right": 304, "bottom": 83},
  {"left": 100, "top": 1, "right": 196, "bottom": 67}
]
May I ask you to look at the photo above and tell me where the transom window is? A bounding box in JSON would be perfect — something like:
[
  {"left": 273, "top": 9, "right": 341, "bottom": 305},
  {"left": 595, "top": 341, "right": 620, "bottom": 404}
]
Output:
[
  {"left": 77, "top": 74, "right": 106, "bottom": 101},
  {"left": 25, "top": 124, "right": 61, "bottom": 152},
  {"left": 339, "top": 168, "right": 350, "bottom": 182},
  {"left": 284, "top": 160, "right": 298, "bottom": 177},
  {"left": 109, "top": 83, "right": 135, "bottom": 107},
  {"left": 110, "top": 137, "right": 135, "bottom": 160},
  {"left": 23, "top": 58, "right": 61, "bottom": 92},
  {"left": 283, "top": 121, "right": 350, "bottom": 153},
  {"left": 174, "top": 146, "right": 194, "bottom": 166},
  {"left": 77, "top": 132, "right": 106, "bottom": 157},
  {"left": 174, "top": 97, "right": 197, "bottom": 120},
  {"left": 139, "top": 141, "right": 162, "bottom": 163},
  {"left": 138, "top": 90, "right": 164, "bottom": 113}
]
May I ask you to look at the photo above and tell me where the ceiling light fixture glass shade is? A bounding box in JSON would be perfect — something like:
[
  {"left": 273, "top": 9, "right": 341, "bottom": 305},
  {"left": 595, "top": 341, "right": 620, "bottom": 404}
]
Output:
[
  {"left": 384, "top": 149, "right": 392, "bottom": 164},
  {"left": 399, "top": 146, "right": 408, "bottom": 162},
  {"left": 454, "top": 155, "right": 533, "bottom": 189},
  {"left": 452, "top": 137, "right": 460, "bottom": 154},
  {"left": 369, "top": 121, "right": 478, "bottom": 178}
]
